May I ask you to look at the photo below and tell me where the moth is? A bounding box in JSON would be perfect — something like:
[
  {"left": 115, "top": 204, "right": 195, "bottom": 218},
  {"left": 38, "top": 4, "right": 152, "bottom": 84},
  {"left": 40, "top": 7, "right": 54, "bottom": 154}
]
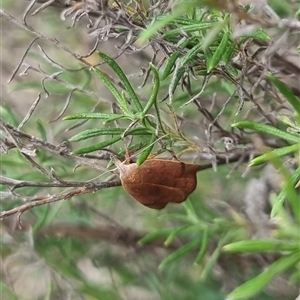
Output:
[{"left": 115, "top": 158, "right": 201, "bottom": 209}]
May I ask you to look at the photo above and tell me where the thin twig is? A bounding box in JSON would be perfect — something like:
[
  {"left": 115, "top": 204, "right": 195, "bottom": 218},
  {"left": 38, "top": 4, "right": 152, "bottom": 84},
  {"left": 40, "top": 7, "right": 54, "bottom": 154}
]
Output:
[
  {"left": 0, "top": 175, "right": 120, "bottom": 190},
  {"left": 0, "top": 181, "right": 121, "bottom": 221},
  {"left": 18, "top": 93, "right": 42, "bottom": 129}
]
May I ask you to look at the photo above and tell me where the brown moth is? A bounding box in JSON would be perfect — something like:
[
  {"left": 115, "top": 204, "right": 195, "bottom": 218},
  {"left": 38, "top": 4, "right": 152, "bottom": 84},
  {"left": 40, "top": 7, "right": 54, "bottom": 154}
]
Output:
[{"left": 115, "top": 158, "right": 201, "bottom": 209}]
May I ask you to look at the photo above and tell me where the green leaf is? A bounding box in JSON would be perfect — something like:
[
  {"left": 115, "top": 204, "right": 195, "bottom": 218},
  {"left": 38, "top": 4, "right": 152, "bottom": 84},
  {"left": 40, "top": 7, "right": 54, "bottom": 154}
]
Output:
[
  {"left": 170, "top": 17, "right": 199, "bottom": 26},
  {"left": 266, "top": 154, "right": 300, "bottom": 224},
  {"left": 97, "top": 52, "right": 143, "bottom": 112},
  {"left": 138, "top": 3, "right": 189, "bottom": 42},
  {"left": 151, "top": 65, "right": 165, "bottom": 132},
  {"left": 81, "top": 67, "right": 93, "bottom": 89},
  {"left": 159, "top": 237, "right": 202, "bottom": 271},
  {"left": 201, "top": 18, "right": 229, "bottom": 50},
  {"left": 194, "top": 228, "right": 209, "bottom": 265},
  {"left": 222, "top": 40, "right": 236, "bottom": 64},
  {"left": 117, "top": 141, "right": 151, "bottom": 156},
  {"left": 136, "top": 133, "right": 156, "bottom": 166},
  {"left": 162, "top": 51, "right": 181, "bottom": 81},
  {"left": 200, "top": 242, "right": 222, "bottom": 280},
  {"left": 164, "top": 225, "right": 194, "bottom": 246},
  {"left": 142, "top": 63, "right": 165, "bottom": 132},
  {"left": 92, "top": 67, "right": 132, "bottom": 115},
  {"left": 183, "top": 200, "right": 201, "bottom": 224},
  {"left": 223, "top": 240, "right": 299, "bottom": 253},
  {"left": 271, "top": 166, "right": 300, "bottom": 217},
  {"left": 0, "top": 104, "right": 19, "bottom": 126},
  {"left": 224, "top": 64, "right": 239, "bottom": 77},
  {"left": 143, "top": 64, "right": 160, "bottom": 115},
  {"left": 249, "top": 144, "right": 300, "bottom": 167},
  {"left": 69, "top": 128, "right": 125, "bottom": 142},
  {"left": 63, "top": 112, "right": 125, "bottom": 121},
  {"left": 181, "top": 41, "right": 202, "bottom": 66},
  {"left": 161, "top": 38, "right": 193, "bottom": 80},
  {"left": 36, "top": 119, "right": 47, "bottom": 140},
  {"left": 204, "top": 46, "right": 213, "bottom": 68},
  {"left": 252, "top": 28, "right": 269, "bottom": 41},
  {"left": 232, "top": 121, "right": 300, "bottom": 143},
  {"left": 69, "top": 126, "right": 156, "bottom": 143},
  {"left": 138, "top": 228, "right": 175, "bottom": 246},
  {"left": 207, "top": 31, "right": 230, "bottom": 72},
  {"left": 103, "top": 115, "right": 134, "bottom": 124},
  {"left": 201, "top": 231, "right": 237, "bottom": 281},
  {"left": 162, "top": 22, "right": 214, "bottom": 38},
  {"left": 106, "top": 140, "right": 151, "bottom": 169},
  {"left": 267, "top": 74, "right": 300, "bottom": 116},
  {"left": 33, "top": 204, "right": 51, "bottom": 233},
  {"left": 276, "top": 114, "right": 300, "bottom": 132},
  {"left": 120, "top": 91, "right": 132, "bottom": 115},
  {"left": 127, "top": 128, "right": 153, "bottom": 136},
  {"left": 226, "top": 251, "right": 300, "bottom": 300},
  {"left": 33, "top": 202, "right": 66, "bottom": 233},
  {"left": 72, "top": 136, "right": 121, "bottom": 154},
  {"left": 168, "top": 66, "right": 185, "bottom": 102}
]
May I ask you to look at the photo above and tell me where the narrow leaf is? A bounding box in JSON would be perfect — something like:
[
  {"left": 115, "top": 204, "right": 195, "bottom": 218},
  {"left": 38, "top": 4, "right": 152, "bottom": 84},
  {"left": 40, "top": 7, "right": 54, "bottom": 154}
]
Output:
[
  {"left": 103, "top": 114, "right": 131, "bottom": 124},
  {"left": 201, "top": 18, "right": 228, "bottom": 50},
  {"left": 143, "top": 64, "right": 160, "bottom": 115},
  {"left": 162, "top": 22, "right": 214, "bottom": 38},
  {"left": 162, "top": 51, "right": 181, "bottom": 80},
  {"left": 194, "top": 228, "right": 209, "bottom": 265},
  {"left": 92, "top": 67, "right": 131, "bottom": 115},
  {"left": 223, "top": 240, "right": 299, "bottom": 253},
  {"left": 136, "top": 133, "right": 156, "bottom": 166},
  {"left": 267, "top": 74, "right": 300, "bottom": 116},
  {"left": 168, "top": 66, "right": 185, "bottom": 102},
  {"left": 181, "top": 42, "right": 202, "bottom": 66},
  {"left": 222, "top": 40, "right": 236, "bottom": 64},
  {"left": 126, "top": 128, "right": 153, "bottom": 136},
  {"left": 250, "top": 144, "right": 300, "bottom": 167},
  {"left": 232, "top": 121, "right": 300, "bottom": 143},
  {"left": 183, "top": 200, "right": 201, "bottom": 224},
  {"left": 69, "top": 128, "right": 125, "bottom": 142},
  {"left": 159, "top": 238, "right": 202, "bottom": 271},
  {"left": 71, "top": 127, "right": 152, "bottom": 143},
  {"left": 72, "top": 136, "right": 121, "bottom": 155},
  {"left": 201, "top": 231, "right": 237, "bottom": 281},
  {"left": 63, "top": 112, "right": 124, "bottom": 121},
  {"left": 164, "top": 225, "right": 193, "bottom": 247},
  {"left": 138, "top": 229, "right": 175, "bottom": 246},
  {"left": 200, "top": 243, "right": 222, "bottom": 281},
  {"left": 33, "top": 205, "right": 50, "bottom": 233},
  {"left": 138, "top": 4, "right": 187, "bottom": 42},
  {"left": 161, "top": 37, "right": 193, "bottom": 80},
  {"left": 240, "top": 28, "right": 270, "bottom": 42},
  {"left": 204, "top": 46, "right": 213, "bottom": 68},
  {"left": 169, "top": 17, "right": 199, "bottom": 26},
  {"left": 97, "top": 52, "right": 143, "bottom": 112},
  {"left": 207, "top": 31, "right": 230, "bottom": 72},
  {"left": 150, "top": 64, "right": 165, "bottom": 132},
  {"left": 227, "top": 251, "right": 300, "bottom": 300},
  {"left": 252, "top": 28, "right": 269, "bottom": 41},
  {"left": 271, "top": 166, "right": 300, "bottom": 217}
]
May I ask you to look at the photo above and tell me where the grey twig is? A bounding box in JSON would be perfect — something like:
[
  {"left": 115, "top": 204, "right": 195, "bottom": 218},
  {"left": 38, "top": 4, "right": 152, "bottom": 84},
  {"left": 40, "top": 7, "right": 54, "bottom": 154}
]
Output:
[
  {"left": 0, "top": 181, "right": 121, "bottom": 223},
  {"left": 18, "top": 93, "right": 42, "bottom": 129}
]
